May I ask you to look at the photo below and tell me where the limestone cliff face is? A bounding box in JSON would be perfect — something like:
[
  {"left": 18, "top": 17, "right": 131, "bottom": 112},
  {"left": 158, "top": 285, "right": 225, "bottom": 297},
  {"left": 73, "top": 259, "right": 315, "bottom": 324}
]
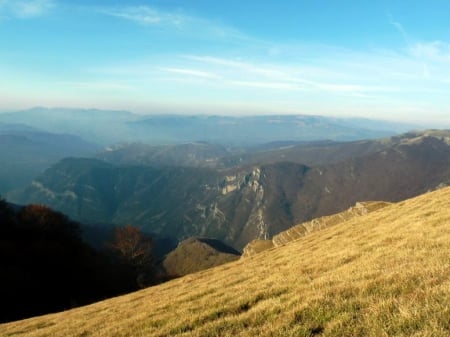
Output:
[
  {"left": 217, "top": 163, "right": 311, "bottom": 249},
  {"left": 220, "top": 168, "right": 262, "bottom": 196},
  {"left": 216, "top": 166, "right": 271, "bottom": 248},
  {"left": 242, "top": 201, "right": 391, "bottom": 257}
]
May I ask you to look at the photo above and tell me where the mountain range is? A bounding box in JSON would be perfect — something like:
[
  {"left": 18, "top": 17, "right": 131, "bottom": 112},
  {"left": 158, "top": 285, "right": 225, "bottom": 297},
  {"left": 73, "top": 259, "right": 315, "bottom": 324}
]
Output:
[
  {"left": 0, "top": 107, "right": 416, "bottom": 195},
  {"left": 0, "top": 107, "right": 412, "bottom": 145},
  {"left": 10, "top": 130, "right": 450, "bottom": 250}
]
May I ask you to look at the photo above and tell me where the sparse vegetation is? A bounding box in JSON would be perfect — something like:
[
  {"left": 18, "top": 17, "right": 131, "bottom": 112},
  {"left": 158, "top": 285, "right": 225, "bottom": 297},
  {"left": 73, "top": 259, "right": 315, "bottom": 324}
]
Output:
[{"left": 3, "top": 186, "right": 450, "bottom": 336}]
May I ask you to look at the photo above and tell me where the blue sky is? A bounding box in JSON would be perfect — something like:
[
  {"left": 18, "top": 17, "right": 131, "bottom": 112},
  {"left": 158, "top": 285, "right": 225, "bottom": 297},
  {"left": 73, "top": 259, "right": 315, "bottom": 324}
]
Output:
[{"left": 1, "top": 0, "right": 450, "bottom": 125}]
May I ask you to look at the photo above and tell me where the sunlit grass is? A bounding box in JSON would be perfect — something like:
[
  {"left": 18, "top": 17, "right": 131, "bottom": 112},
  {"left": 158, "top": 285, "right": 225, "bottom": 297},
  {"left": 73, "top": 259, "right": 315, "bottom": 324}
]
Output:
[{"left": 2, "top": 187, "right": 450, "bottom": 336}]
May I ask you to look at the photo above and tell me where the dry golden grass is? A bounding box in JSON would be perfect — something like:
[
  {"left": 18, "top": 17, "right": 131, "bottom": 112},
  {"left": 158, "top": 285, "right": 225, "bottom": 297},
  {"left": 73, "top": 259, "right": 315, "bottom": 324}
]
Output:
[{"left": 3, "top": 186, "right": 450, "bottom": 336}]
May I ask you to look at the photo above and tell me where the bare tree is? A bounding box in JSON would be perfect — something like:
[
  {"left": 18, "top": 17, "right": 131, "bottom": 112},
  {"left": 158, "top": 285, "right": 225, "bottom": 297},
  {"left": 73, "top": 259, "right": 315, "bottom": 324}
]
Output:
[{"left": 109, "top": 224, "right": 153, "bottom": 270}]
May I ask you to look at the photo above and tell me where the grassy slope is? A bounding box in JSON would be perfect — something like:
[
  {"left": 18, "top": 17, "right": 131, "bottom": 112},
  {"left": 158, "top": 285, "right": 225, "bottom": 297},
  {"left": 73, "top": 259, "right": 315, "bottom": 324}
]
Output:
[
  {"left": 3, "top": 187, "right": 450, "bottom": 336},
  {"left": 162, "top": 238, "right": 240, "bottom": 277}
]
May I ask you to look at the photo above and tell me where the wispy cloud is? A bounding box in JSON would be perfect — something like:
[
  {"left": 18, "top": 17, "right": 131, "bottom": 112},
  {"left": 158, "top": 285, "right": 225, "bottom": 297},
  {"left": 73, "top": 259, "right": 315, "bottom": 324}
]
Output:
[
  {"left": 181, "top": 54, "right": 407, "bottom": 97},
  {"left": 386, "top": 14, "right": 450, "bottom": 80},
  {"left": 387, "top": 11, "right": 411, "bottom": 46},
  {"left": 158, "top": 67, "right": 220, "bottom": 80},
  {"left": 101, "top": 6, "right": 184, "bottom": 26},
  {"left": 406, "top": 41, "right": 450, "bottom": 80},
  {"left": 98, "top": 5, "right": 246, "bottom": 42},
  {"left": 227, "top": 80, "right": 304, "bottom": 91},
  {"left": 185, "top": 55, "right": 287, "bottom": 78},
  {"left": 410, "top": 41, "right": 450, "bottom": 62},
  {"left": 0, "top": 0, "right": 54, "bottom": 19},
  {"left": 79, "top": 24, "right": 450, "bottom": 114}
]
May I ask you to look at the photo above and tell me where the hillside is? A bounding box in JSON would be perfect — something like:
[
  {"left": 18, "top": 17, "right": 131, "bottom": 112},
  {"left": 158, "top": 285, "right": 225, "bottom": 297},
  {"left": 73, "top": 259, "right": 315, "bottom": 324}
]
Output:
[
  {"left": 11, "top": 130, "right": 450, "bottom": 250},
  {"left": 242, "top": 200, "right": 391, "bottom": 257},
  {"left": 0, "top": 127, "right": 98, "bottom": 193},
  {"left": 162, "top": 237, "right": 240, "bottom": 277},
  {"left": 97, "top": 142, "right": 230, "bottom": 168},
  {"left": 3, "top": 186, "right": 450, "bottom": 336}
]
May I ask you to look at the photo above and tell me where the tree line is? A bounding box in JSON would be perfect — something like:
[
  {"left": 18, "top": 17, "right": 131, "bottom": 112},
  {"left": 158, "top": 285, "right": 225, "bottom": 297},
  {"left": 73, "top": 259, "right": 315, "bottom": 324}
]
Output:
[{"left": 0, "top": 199, "right": 156, "bottom": 323}]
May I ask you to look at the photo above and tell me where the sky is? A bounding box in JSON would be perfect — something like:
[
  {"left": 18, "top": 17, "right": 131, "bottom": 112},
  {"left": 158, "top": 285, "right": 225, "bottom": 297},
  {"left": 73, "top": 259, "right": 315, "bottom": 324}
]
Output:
[{"left": 1, "top": 0, "right": 450, "bottom": 125}]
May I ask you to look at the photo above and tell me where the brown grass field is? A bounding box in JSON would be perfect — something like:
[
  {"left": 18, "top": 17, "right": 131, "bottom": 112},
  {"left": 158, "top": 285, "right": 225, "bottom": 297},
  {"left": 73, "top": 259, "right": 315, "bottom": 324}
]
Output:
[{"left": 2, "top": 186, "right": 450, "bottom": 336}]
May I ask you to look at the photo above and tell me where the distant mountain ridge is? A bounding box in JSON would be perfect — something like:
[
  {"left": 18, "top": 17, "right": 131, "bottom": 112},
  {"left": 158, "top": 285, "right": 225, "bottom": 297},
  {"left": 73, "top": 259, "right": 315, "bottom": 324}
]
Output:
[
  {"left": 11, "top": 130, "right": 450, "bottom": 250},
  {"left": 127, "top": 114, "right": 402, "bottom": 145},
  {"left": 0, "top": 108, "right": 134, "bottom": 144},
  {"left": 0, "top": 107, "right": 413, "bottom": 145}
]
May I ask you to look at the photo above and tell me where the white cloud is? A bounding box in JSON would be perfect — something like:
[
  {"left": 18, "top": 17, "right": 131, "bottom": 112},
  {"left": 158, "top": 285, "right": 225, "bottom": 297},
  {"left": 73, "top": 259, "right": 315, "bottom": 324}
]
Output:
[
  {"left": 227, "top": 80, "right": 305, "bottom": 91},
  {"left": 410, "top": 41, "right": 450, "bottom": 62},
  {"left": 90, "top": 49, "right": 437, "bottom": 102},
  {"left": 84, "top": 33, "right": 450, "bottom": 113},
  {"left": 158, "top": 67, "right": 220, "bottom": 80},
  {"left": 182, "top": 55, "right": 399, "bottom": 96},
  {"left": 102, "top": 6, "right": 180, "bottom": 26},
  {"left": 0, "top": 0, "right": 54, "bottom": 18},
  {"left": 99, "top": 5, "right": 246, "bottom": 42},
  {"left": 185, "top": 55, "right": 287, "bottom": 78},
  {"left": 387, "top": 12, "right": 411, "bottom": 46}
]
